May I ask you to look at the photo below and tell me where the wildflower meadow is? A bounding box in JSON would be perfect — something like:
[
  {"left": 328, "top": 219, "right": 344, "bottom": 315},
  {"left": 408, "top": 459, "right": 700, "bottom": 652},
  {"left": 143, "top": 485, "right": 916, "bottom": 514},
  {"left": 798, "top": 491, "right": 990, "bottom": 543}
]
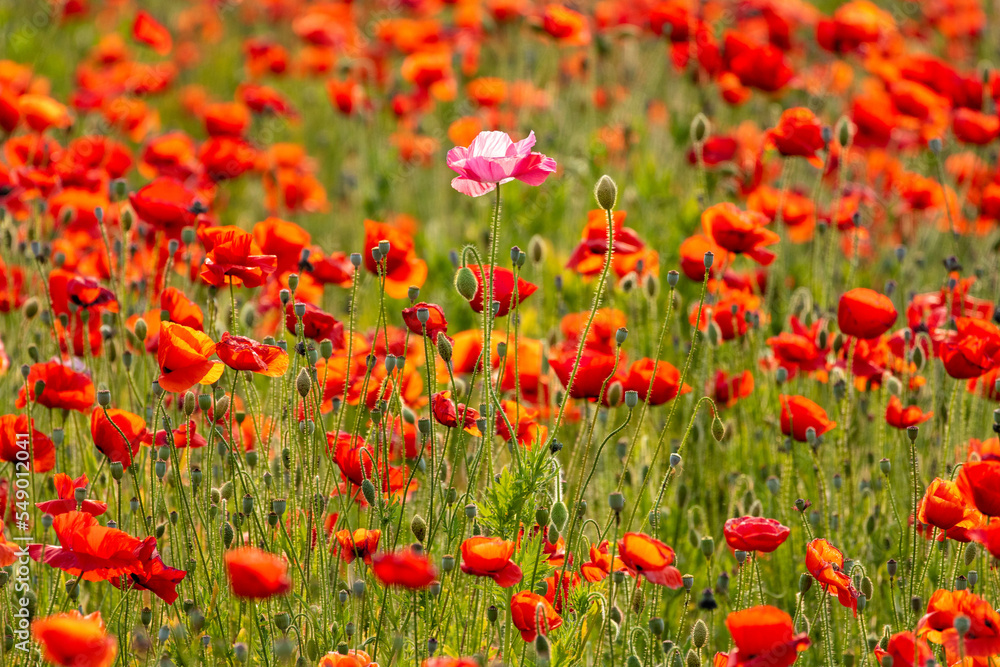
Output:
[{"left": 1, "top": 1, "right": 1000, "bottom": 666}]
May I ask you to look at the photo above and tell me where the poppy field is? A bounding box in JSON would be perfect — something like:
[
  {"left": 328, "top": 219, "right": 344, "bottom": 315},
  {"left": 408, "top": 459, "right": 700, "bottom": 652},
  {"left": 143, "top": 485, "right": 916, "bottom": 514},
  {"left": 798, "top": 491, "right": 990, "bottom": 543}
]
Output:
[{"left": 3, "top": 0, "right": 1000, "bottom": 666}]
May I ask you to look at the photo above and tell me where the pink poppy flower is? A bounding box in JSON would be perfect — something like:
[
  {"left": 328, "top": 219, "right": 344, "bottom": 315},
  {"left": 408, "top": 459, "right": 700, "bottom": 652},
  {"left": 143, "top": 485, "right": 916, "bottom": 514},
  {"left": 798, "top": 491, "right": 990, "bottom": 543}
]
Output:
[{"left": 446, "top": 131, "right": 557, "bottom": 197}]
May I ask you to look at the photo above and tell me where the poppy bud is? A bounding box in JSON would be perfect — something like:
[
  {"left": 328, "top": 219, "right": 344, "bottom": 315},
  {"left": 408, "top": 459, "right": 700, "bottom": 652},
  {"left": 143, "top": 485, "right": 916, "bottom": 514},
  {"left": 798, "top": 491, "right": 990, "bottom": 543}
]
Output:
[
  {"left": 529, "top": 235, "right": 546, "bottom": 265},
  {"left": 411, "top": 514, "right": 427, "bottom": 543},
  {"left": 436, "top": 333, "right": 453, "bottom": 362},
  {"left": 965, "top": 542, "right": 978, "bottom": 566},
  {"left": 711, "top": 416, "right": 725, "bottom": 442},
  {"left": 605, "top": 382, "right": 623, "bottom": 407},
  {"left": 690, "top": 113, "right": 710, "bottom": 145},
  {"left": 631, "top": 586, "right": 645, "bottom": 615},
  {"left": 535, "top": 634, "right": 550, "bottom": 658},
  {"left": 550, "top": 501, "right": 568, "bottom": 531},
  {"left": 857, "top": 594, "right": 867, "bottom": 612},
  {"left": 455, "top": 267, "right": 478, "bottom": 301},
  {"left": 836, "top": 117, "right": 853, "bottom": 148},
  {"left": 296, "top": 368, "right": 311, "bottom": 398},
  {"left": 594, "top": 175, "right": 618, "bottom": 211},
  {"left": 23, "top": 298, "right": 38, "bottom": 319},
  {"left": 910, "top": 596, "right": 923, "bottom": 614},
  {"left": 546, "top": 523, "right": 560, "bottom": 544},
  {"left": 221, "top": 522, "right": 234, "bottom": 548},
  {"left": 216, "top": 395, "right": 231, "bottom": 416}
]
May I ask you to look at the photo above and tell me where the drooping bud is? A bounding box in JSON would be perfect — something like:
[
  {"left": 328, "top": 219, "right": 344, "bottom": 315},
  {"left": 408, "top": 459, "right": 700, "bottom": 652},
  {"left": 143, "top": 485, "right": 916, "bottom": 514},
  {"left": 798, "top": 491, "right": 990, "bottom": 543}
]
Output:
[{"left": 455, "top": 267, "right": 478, "bottom": 301}]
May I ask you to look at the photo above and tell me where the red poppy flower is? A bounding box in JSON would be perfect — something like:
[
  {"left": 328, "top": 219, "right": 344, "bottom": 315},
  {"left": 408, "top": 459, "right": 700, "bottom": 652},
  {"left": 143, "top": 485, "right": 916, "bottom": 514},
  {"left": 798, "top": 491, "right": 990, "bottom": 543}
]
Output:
[
  {"left": 778, "top": 395, "right": 836, "bottom": 442},
  {"left": 36, "top": 473, "right": 107, "bottom": 517},
  {"left": 90, "top": 409, "right": 148, "bottom": 470},
  {"left": 952, "top": 108, "right": 1000, "bottom": 145},
  {"left": 216, "top": 333, "right": 289, "bottom": 377},
  {"left": 0, "top": 414, "right": 55, "bottom": 473},
  {"left": 510, "top": 590, "right": 562, "bottom": 642},
  {"left": 805, "top": 538, "right": 858, "bottom": 615},
  {"left": 363, "top": 219, "right": 427, "bottom": 300},
  {"left": 617, "top": 532, "right": 683, "bottom": 587},
  {"left": 957, "top": 460, "right": 1000, "bottom": 517},
  {"left": 372, "top": 549, "right": 437, "bottom": 589},
  {"left": 624, "top": 358, "right": 692, "bottom": 406},
  {"left": 918, "top": 589, "right": 1000, "bottom": 662},
  {"left": 16, "top": 361, "right": 95, "bottom": 413},
  {"left": 918, "top": 478, "right": 980, "bottom": 532},
  {"left": 767, "top": 108, "right": 825, "bottom": 167},
  {"left": 336, "top": 528, "right": 381, "bottom": 564},
  {"left": 157, "top": 322, "right": 225, "bottom": 393},
  {"left": 285, "top": 301, "right": 344, "bottom": 344},
  {"left": 66, "top": 276, "right": 117, "bottom": 311},
  {"left": 702, "top": 203, "right": 780, "bottom": 266},
  {"left": 402, "top": 302, "right": 449, "bottom": 340},
  {"left": 253, "top": 217, "right": 311, "bottom": 274},
  {"left": 724, "top": 605, "right": 810, "bottom": 667},
  {"left": 549, "top": 340, "right": 621, "bottom": 401},
  {"left": 460, "top": 536, "right": 522, "bottom": 588},
  {"left": 679, "top": 234, "right": 724, "bottom": 281},
  {"left": 541, "top": 4, "right": 591, "bottom": 45},
  {"left": 200, "top": 227, "right": 278, "bottom": 288},
  {"left": 885, "top": 396, "right": 933, "bottom": 429},
  {"left": 32, "top": 610, "right": 117, "bottom": 667},
  {"left": 766, "top": 317, "right": 829, "bottom": 378},
  {"left": 117, "top": 542, "right": 187, "bottom": 604},
  {"left": 431, "top": 391, "right": 481, "bottom": 436},
  {"left": 580, "top": 540, "right": 628, "bottom": 583},
  {"left": 727, "top": 42, "right": 793, "bottom": 93},
  {"left": 319, "top": 650, "right": 378, "bottom": 667},
  {"left": 225, "top": 547, "right": 292, "bottom": 599},
  {"left": 723, "top": 517, "right": 790, "bottom": 553},
  {"left": 837, "top": 288, "right": 897, "bottom": 339},
  {"left": 128, "top": 178, "right": 203, "bottom": 233},
  {"left": 711, "top": 370, "right": 755, "bottom": 407},
  {"left": 874, "top": 632, "right": 932, "bottom": 667},
  {"left": 467, "top": 264, "right": 537, "bottom": 317},
  {"left": 28, "top": 511, "right": 146, "bottom": 581},
  {"left": 132, "top": 11, "right": 172, "bottom": 55}
]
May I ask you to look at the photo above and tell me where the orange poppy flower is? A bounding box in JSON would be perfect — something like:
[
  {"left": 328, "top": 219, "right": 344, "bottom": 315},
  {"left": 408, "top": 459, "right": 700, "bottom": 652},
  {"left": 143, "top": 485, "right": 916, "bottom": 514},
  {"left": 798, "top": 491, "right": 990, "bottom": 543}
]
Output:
[
  {"left": 918, "top": 589, "right": 1000, "bottom": 661},
  {"left": 711, "top": 370, "right": 755, "bottom": 407},
  {"left": 225, "top": 547, "right": 292, "bottom": 599},
  {"left": 27, "top": 511, "right": 145, "bottom": 581},
  {"left": 541, "top": 4, "right": 591, "bottom": 45},
  {"left": 779, "top": 395, "right": 836, "bottom": 442},
  {"left": 702, "top": 203, "right": 780, "bottom": 266},
  {"left": 510, "top": 590, "right": 562, "bottom": 642},
  {"left": 724, "top": 605, "right": 810, "bottom": 667},
  {"left": 837, "top": 288, "right": 897, "bottom": 340},
  {"left": 431, "top": 391, "right": 481, "bottom": 436},
  {"left": 918, "top": 478, "right": 980, "bottom": 533},
  {"left": 617, "top": 532, "right": 683, "bottom": 587},
  {"left": 318, "top": 649, "right": 378, "bottom": 667},
  {"left": 580, "top": 540, "right": 628, "bottom": 583},
  {"left": 90, "top": 409, "right": 148, "bottom": 470},
  {"left": 460, "top": 536, "right": 522, "bottom": 588},
  {"left": 372, "top": 549, "right": 437, "bottom": 590},
  {"left": 156, "top": 322, "right": 225, "bottom": 393},
  {"left": 549, "top": 340, "right": 621, "bottom": 401},
  {"left": 952, "top": 108, "right": 1000, "bottom": 146},
  {"left": 723, "top": 517, "right": 790, "bottom": 554},
  {"left": 967, "top": 519, "right": 1000, "bottom": 559},
  {"left": 16, "top": 361, "right": 95, "bottom": 413},
  {"left": 805, "top": 538, "right": 858, "bottom": 615},
  {"left": 0, "top": 414, "right": 55, "bottom": 473},
  {"left": 885, "top": 396, "right": 932, "bottom": 429},
  {"left": 32, "top": 610, "right": 117, "bottom": 667},
  {"left": 216, "top": 333, "right": 289, "bottom": 377},
  {"left": 128, "top": 178, "right": 204, "bottom": 233},
  {"left": 679, "top": 234, "right": 725, "bottom": 281},
  {"left": 767, "top": 107, "right": 825, "bottom": 167},
  {"left": 363, "top": 219, "right": 428, "bottom": 300},
  {"left": 336, "top": 528, "right": 381, "bottom": 564},
  {"left": 402, "top": 302, "right": 450, "bottom": 340}
]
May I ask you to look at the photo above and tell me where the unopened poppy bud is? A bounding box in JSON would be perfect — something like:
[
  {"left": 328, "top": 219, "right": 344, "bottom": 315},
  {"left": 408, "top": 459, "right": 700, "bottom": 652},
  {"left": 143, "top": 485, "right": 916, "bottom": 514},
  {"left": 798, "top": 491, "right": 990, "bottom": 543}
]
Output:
[
  {"left": 295, "top": 368, "right": 311, "bottom": 398},
  {"left": 617, "top": 389, "right": 635, "bottom": 409},
  {"left": 221, "top": 522, "right": 234, "bottom": 548},
  {"left": 690, "top": 113, "right": 710, "bottom": 145},
  {"left": 546, "top": 523, "right": 560, "bottom": 544},
  {"left": 609, "top": 492, "right": 625, "bottom": 512},
  {"left": 23, "top": 298, "right": 38, "bottom": 319},
  {"left": 857, "top": 594, "right": 867, "bottom": 611},
  {"left": 528, "top": 235, "right": 546, "bottom": 265},
  {"left": 550, "top": 501, "right": 568, "bottom": 530},
  {"left": 455, "top": 266, "right": 478, "bottom": 301},
  {"left": 910, "top": 596, "right": 923, "bottom": 613},
  {"left": 685, "top": 649, "right": 700, "bottom": 667},
  {"left": 644, "top": 273, "right": 660, "bottom": 299},
  {"left": 649, "top": 617, "right": 664, "bottom": 636},
  {"left": 965, "top": 542, "right": 978, "bottom": 566},
  {"left": 691, "top": 619, "right": 708, "bottom": 648},
  {"left": 411, "top": 514, "right": 427, "bottom": 542},
  {"left": 594, "top": 175, "right": 618, "bottom": 211},
  {"left": 799, "top": 572, "right": 813, "bottom": 593},
  {"left": 436, "top": 332, "right": 453, "bottom": 362},
  {"left": 836, "top": 117, "right": 853, "bottom": 148},
  {"left": 535, "top": 635, "right": 550, "bottom": 659},
  {"left": 605, "top": 382, "right": 623, "bottom": 408},
  {"left": 703, "top": 251, "right": 714, "bottom": 269},
  {"left": 711, "top": 416, "right": 725, "bottom": 442},
  {"left": 180, "top": 391, "right": 196, "bottom": 416}
]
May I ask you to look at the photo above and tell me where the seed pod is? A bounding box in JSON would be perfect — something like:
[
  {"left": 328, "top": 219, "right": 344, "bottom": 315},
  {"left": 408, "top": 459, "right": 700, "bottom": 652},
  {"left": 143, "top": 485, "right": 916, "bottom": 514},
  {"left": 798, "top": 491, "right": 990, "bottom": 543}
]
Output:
[{"left": 691, "top": 619, "right": 708, "bottom": 649}]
